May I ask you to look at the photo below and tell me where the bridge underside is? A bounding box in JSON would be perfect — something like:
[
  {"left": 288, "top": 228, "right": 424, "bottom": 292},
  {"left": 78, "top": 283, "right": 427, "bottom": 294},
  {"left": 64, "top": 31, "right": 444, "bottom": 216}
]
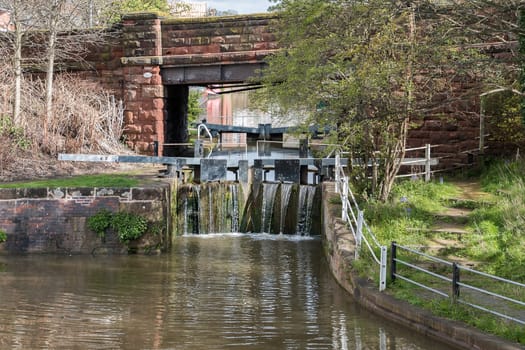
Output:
[
  {"left": 162, "top": 61, "right": 267, "bottom": 156},
  {"left": 162, "top": 62, "right": 266, "bottom": 85}
]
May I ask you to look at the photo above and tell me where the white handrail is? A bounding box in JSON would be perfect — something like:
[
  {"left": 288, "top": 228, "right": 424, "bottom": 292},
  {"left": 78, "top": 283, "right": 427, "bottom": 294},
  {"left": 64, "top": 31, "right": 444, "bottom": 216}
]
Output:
[
  {"left": 197, "top": 123, "right": 213, "bottom": 143},
  {"left": 334, "top": 150, "right": 387, "bottom": 291}
]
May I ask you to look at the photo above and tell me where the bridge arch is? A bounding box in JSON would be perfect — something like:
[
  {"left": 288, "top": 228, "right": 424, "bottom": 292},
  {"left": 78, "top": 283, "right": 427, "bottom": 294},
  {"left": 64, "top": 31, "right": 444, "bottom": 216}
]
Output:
[{"left": 118, "top": 13, "right": 277, "bottom": 156}]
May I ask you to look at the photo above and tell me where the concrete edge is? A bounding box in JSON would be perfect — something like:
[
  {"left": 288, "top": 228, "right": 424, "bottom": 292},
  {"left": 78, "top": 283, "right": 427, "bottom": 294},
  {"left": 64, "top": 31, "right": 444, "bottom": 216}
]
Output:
[{"left": 321, "top": 182, "right": 524, "bottom": 350}]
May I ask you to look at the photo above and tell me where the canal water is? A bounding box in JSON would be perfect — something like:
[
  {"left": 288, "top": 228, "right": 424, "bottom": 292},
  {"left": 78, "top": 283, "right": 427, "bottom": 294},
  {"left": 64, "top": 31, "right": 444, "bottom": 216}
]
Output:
[{"left": 0, "top": 234, "right": 453, "bottom": 349}]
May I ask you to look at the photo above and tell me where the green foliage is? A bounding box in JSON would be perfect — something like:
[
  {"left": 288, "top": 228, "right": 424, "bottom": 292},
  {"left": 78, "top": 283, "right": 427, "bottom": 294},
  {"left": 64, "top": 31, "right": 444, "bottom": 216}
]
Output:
[
  {"left": 104, "top": 0, "right": 170, "bottom": 22},
  {"left": 481, "top": 159, "right": 525, "bottom": 192},
  {"left": 88, "top": 210, "right": 148, "bottom": 245},
  {"left": 390, "top": 280, "right": 525, "bottom": 344},
  {"left": 87, "top": 209, "right": 112, "bottom": 239},
  {"left": 0, "top": 174, "right": 139, "bottom": 189},
  {"left": 364, "top": 179, "right": 459, "bottom": 244},
  {"left": 0, "top": 116, "right": 31, "bottom": 150},
  {"left": 0, "top": 229, "right": 7, "bottom": 243},
  {"left": 111, "top": 212, "right": 148, "bottom": 244},
  {"left": 484, "top": 91, "right": 525, "bottom": 147},
  {"left": 259, "top": 0, "right": 479, "bottom": 200},
  {"left": 187, "top": 89, "right": 204, "bottom": 125},
  {"left": 472, "top": 160, "right": 525, "bottom": 279},
  {"left": 519, "top": 8, "right": 525, "bottom": 124}
]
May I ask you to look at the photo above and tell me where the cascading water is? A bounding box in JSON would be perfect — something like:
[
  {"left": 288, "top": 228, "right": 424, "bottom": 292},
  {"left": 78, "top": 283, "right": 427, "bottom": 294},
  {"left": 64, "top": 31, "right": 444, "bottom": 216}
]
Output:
[
  {"left": 230, "top": 184, "right": 240, "bottom": 233},
  {"left": 296, "top": 186, "right": 317, "bottom": 235},
  {"left": 280, "top": 184, "right": 293, "bottom": 234},
  {"left": 175, "top": 183, "right": 244, "bottom": 235},
  {"left": 175, "top": 182, "right": 320, "bottom": 236},
  {"left": 261, "top": 183, "right": 279, "bottom": 233}
]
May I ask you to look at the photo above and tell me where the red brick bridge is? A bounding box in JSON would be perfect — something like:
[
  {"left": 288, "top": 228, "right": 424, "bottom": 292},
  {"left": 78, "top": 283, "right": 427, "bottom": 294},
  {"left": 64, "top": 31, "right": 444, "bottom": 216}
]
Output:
[
  {"left": 83, "top": 12, "right": 499, "bottom": 167},
  {"left": 90, "top": 12, "right": 278, "bottom": 156}
]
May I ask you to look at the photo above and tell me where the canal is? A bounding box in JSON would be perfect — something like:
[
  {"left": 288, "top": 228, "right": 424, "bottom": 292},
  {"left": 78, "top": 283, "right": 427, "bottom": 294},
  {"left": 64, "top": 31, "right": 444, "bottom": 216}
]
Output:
[{"left": 0, "top": 234, "right": 453, "bottom": 349}]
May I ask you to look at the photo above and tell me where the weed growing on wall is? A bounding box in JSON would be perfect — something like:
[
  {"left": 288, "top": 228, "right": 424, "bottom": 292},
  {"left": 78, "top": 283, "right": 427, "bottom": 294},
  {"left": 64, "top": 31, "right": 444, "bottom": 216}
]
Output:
[
  {"left": 0, "top": 229, "right": 6, "bottom": 243},
  {"left": 87, "top": 210, "right": 148, "bottom": 245},
  {"left": 87, "top": 209, "right": 112, "bottom": 239},
  {"left": 111, "top": 212, "right": 147, "bottom": 244}
]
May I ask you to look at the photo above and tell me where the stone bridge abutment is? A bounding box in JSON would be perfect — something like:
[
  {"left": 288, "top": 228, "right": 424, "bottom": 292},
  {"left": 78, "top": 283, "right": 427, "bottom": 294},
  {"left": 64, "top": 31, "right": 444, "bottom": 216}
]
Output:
[{"left": 95, "top": 12, "right": 277, "bottom": 156}]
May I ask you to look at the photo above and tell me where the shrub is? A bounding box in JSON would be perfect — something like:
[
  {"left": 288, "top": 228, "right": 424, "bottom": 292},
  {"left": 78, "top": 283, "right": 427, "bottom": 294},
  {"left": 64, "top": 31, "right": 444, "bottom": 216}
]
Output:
[
  {"left": 111, "top": 212, "right": 148, "bottom": 244},
  {"left": 87, "top": 209, "right": 112, "bottom": 239},
  {"left": 88, "top": 210, "right": 148, "bottom": 245}
]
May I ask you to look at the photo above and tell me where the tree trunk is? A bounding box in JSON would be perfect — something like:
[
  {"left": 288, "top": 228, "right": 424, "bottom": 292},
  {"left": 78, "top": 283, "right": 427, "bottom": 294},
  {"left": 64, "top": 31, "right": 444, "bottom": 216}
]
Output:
[
  {"left": 378, "top": 2, "right": 415, "bottom": 202},
  {"left": 44, "top": 29, "right": 56, "bottom": 148},
  {"left": 13, "top": 24, "right": 23, "bottom": 125}
]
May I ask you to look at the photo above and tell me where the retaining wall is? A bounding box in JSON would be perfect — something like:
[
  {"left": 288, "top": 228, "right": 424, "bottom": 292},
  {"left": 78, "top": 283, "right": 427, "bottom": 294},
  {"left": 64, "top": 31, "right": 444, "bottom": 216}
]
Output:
[
  {"left": 321, "top": 182, "right": 524, "bottom": 350},
  {"left": 0, "top": 184, "right": 170, "bottom": 255}
]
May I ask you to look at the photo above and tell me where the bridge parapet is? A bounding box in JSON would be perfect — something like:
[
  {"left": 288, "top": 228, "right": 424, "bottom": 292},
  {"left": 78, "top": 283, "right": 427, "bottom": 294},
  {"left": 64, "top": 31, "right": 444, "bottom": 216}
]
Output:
[{"left": 161, "top": 14, "right": 278, "bottom": 58}]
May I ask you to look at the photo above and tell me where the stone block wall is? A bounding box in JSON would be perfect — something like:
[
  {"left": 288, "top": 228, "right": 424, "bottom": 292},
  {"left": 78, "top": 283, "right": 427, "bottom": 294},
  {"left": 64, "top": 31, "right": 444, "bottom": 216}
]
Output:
[
  {"left": 161, "top": 14, "right": 277, "bottom": 63},
  {"left": 0, "top": 185, "right": 170, "bottom": 255},
  {"left": 119, "top": 13, "right": 165, "bottom": 154}
]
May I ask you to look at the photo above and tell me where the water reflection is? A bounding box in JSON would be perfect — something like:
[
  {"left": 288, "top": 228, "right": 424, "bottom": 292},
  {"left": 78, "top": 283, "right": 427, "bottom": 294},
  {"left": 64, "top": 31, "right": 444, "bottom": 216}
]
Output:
[{"left": 0, "top": 235, "right": 453, "bottom": 349}]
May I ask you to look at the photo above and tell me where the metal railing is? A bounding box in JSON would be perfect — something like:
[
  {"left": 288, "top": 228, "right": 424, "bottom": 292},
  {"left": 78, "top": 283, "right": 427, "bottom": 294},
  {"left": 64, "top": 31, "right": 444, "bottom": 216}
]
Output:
[
  {"left": 335, "top": 152, "right": 388, "bottom": 291},
  {"left": 391, "top": 242, "right": 525, "bottom": 325},
  {"left": 397, "top": 144, "right": 438, "bottom": 182}
]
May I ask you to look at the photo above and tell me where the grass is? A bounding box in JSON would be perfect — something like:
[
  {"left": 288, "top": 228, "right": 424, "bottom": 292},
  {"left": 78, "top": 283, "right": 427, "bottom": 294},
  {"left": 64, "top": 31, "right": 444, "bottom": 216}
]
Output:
[
  {"left": 349, "top": 160, "right": 525, "bottom": 344},
  {"left": 0, "top": 174, "right": 141, "bottom": 188},
  {"left": 390, "top": 282, "right": 525, "bottom": 344}
]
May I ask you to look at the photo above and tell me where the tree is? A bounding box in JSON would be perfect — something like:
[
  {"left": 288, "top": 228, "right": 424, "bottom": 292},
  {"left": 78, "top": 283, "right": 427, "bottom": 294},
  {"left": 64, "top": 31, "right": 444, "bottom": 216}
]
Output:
[
  {"left": 187, "top": 89, "right": 204, "bottom": 125},
  {"left": 0, "top": 0, "right": 40, "bottom": 124},
  {"left": 261, "top": 0, "right": 523, "bottom": 200},
  {"left": 260, "top": 0, "right": 442, "bottom": 200},
  {"left": 105, "top": 0, "right": 170, "bottom": 21}
]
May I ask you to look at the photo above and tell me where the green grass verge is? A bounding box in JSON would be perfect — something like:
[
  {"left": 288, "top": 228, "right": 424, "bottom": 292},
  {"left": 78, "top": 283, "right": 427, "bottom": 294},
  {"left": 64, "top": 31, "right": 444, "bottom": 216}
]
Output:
[
  {"left": 389, "top": 279, "right": 525, "bottom": 344},
  {"left": 350, "top": 160, "right": 525, "bottom": 344},
  {"left": 0, "top": 174, "right": 140, "bottom": 188}
]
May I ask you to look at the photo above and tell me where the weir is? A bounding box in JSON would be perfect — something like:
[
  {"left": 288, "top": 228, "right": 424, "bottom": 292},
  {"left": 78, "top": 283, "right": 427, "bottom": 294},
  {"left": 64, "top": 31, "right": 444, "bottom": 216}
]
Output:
[{"left": 173, "top": 182, "right": 321, "bottom": 236}]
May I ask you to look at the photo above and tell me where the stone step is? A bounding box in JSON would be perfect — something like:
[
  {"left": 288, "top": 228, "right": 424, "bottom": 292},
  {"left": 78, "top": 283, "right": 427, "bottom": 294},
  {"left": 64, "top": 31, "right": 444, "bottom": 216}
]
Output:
[{"left": 408, "top": 223, "right": 469, "bottom": 235}]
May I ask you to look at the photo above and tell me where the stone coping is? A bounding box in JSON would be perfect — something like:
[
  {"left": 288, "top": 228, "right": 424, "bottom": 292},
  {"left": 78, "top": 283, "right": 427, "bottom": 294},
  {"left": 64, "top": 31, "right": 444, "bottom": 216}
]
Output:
[
  {"left": 0, "top": 184, "right": 169, "bottom": 201},
  {"left": 321, "top": 182, "right": 524, "bottom": 350}
]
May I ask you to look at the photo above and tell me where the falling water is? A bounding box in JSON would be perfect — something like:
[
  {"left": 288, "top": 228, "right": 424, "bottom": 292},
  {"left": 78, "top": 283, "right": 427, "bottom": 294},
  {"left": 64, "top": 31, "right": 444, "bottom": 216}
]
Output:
[
  {"left": 261, "top": 183, "right": 279, "bottom": 233},
  {"left": 296, "top": 186, "right": 317, "bottom": 236},
  {"left": 231, "top": 184, "right": 240, "bottom": 233},
  {"left": 175, "top": 183, "right": 244, "bottom": 235},
  {"left": 208, "top": 185, "right": 214, "bottom": 233},
  {"left": 176, "top": 182, "right": 318, "bottom": 236},
  {"left": 183, "top": 196, "right": 188, "bottom": 235},
  {"left": 280, "top": 184, "right": 293, "bottom": 234}
]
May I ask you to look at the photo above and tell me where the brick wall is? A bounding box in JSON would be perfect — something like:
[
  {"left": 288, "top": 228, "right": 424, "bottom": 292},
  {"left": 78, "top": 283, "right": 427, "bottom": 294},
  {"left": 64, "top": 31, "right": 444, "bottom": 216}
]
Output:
[{"left": 0, "top": 185, "right": 170, "bottom": 255}]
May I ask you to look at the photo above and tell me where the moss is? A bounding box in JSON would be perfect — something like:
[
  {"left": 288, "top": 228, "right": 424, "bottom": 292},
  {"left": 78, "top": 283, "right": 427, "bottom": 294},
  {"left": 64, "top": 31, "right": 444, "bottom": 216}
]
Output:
[
  {"left": 122, "top": 12, "right": 164, "bottom": 20},
  {"left": 161, "top": 13, "right": 278, "bottom": 25}
]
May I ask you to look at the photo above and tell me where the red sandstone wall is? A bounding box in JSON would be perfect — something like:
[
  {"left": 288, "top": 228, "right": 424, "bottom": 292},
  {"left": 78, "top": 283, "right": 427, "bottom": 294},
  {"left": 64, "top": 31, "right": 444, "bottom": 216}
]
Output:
[{"left": 161, "top": 15, "right": 278, "bottom": 59}]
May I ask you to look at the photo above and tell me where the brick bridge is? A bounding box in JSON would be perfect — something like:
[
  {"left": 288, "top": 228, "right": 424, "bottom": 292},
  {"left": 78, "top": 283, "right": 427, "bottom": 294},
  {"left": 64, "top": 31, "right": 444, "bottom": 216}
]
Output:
[
  {"left": 89, "top": 12, "right": 277, "bottom": 156},
  {"left": 81, "top": 12, "right": 504, "bottom": 166}
]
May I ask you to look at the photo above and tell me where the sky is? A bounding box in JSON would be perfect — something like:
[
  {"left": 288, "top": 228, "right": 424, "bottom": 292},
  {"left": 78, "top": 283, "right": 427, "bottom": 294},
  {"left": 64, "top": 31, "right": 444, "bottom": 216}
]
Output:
[{"left": 192, "top": 1, "right": 273, "bottom": 14}]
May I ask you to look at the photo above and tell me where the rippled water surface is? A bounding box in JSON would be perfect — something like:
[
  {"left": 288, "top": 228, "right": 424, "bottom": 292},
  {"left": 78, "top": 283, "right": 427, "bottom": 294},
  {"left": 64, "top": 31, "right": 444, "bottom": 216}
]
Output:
[{"left": 0, "top": 235, "right": 453, "bottom": 349}]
